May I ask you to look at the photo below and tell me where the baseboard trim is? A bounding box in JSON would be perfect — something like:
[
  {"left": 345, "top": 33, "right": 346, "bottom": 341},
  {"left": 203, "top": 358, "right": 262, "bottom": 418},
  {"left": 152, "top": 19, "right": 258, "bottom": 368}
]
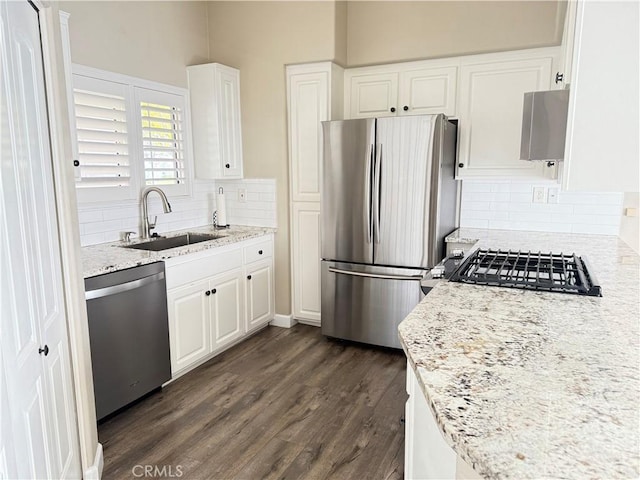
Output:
[
  {"left": 297, "top": 319, "right": 321, "bottom": 328},
  {"left": 83, "top": 443, "right": 103, "bottom": 480},
  {"left": 270, "top": 314, "right": 297, "bottom": 328}
]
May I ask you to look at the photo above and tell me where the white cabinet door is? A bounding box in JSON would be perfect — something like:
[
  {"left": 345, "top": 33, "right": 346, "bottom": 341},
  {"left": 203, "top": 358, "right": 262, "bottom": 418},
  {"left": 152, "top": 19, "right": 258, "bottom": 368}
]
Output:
[
  {"left": 216, "top": 66, "right": 243, "bottom": 178},
  {"left": 287, "top": 67, "right": 329, "bottom": 202},
  {"left": 0, "top": 2, "right": 81, "bottom": 479},
  {"left": 245, "top": 261, "right": 274, "bottom": 333},
  {"left": 457, "top": 56, "right": 556, "bottom": 179},
  {"left": 405, "top": 365, "right": 457, "bottom": 480},
  {"left": 349, "top": 71, "right": 399, "bottom": 118},
  {"left": 399, "top": 66, "right": 458, "bottom": 116},
  {"left": 210, "top": 269, "right": 245, "bottom": 351},
  {"left": 292, "top": 202, "right": 321, "bottom": 324},
  {"left": 563, "top": 0, "right": 639, "bottom": 192},
  {"left": 188, "top": 63, "right": 243, "bottom": 180},
  {"left": 167, "top": 281, "right": 210, "bottom": 374}
]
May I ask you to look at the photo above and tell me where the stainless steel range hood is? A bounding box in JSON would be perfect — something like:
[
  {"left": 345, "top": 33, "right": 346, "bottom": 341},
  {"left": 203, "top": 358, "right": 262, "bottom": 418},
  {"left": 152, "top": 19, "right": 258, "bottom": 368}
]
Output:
[{"left": 520, "top": 89, "right": 569, "bottom": 161}]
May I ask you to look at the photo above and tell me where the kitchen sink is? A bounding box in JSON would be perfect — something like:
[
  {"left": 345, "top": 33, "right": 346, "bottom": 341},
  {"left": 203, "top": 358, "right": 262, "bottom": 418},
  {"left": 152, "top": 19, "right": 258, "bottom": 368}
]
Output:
[{"left": 125, "top": 232, "right": 226, "bottom": 251}]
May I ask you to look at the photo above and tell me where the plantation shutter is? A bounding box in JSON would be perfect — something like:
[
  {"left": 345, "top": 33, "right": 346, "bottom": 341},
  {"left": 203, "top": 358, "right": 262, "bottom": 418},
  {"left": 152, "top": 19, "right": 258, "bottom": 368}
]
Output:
[
  {"left": 135, "top": 88, "right": 187, "bottom": 192},
  {"left": 72, "top": 77, "right": 132, "bottom": 189}
]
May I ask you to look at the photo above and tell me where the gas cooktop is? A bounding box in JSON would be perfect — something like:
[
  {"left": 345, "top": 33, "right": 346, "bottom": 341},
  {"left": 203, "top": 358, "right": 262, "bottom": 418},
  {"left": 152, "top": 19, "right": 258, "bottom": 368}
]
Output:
[{"left": 448, "top": 249, "right": 602, "bottom": 297}]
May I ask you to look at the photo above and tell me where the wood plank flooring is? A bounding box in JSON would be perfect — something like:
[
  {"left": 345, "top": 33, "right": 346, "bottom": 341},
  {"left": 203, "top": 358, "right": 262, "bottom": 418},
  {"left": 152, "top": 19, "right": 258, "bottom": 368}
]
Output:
[{"left": 99, "top": 324, "right": 407, "bottom": 480}]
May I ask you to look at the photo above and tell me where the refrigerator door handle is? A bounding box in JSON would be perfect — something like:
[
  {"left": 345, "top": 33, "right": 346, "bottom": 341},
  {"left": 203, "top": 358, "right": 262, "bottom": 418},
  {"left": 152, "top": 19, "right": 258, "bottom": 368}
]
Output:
[
  {"left": 373, "top": 143, "right": 382, "bottom": 244},
  {"left": 328, "top": 266, "right": 423, "bottom": 281},
  {"left": 365, "top": 144, "right": 374, "bottom": 243}
]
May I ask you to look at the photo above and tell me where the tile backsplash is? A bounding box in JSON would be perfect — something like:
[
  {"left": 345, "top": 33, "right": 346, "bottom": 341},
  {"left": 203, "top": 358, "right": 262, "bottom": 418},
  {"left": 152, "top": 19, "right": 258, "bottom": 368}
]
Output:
[
  {"left": 216, "top": 179, "right": 277, "bottom": 229},
  {"left": 460, "top": 180, "right": 624, "bottom": 235},
  {"left": 77, "top": 178, "right": 277, "bottom": 246}
]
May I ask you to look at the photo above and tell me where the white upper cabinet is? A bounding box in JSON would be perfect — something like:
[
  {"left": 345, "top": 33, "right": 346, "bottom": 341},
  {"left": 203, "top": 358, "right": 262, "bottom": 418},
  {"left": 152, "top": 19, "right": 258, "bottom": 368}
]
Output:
[
  {"left": 399, "top": 66, "right": 457, "bottom": 116},
  {"left": 456, "top": 50, "right": 559, "bottom": 179},
  {"left": 562, "top": 0, "right": 639, "bottom": 192},
  {"left": 287, "top": 62, "right": 343, "bottom": 203},
  {"left": 346, "top": 62, "right": 457, "bottom": 118},
  {"left": 348, "top": 71, "right": 399, "bottom": 118},
  {"left": 188, "top": 63, "right": 243, "bottom": 179}
]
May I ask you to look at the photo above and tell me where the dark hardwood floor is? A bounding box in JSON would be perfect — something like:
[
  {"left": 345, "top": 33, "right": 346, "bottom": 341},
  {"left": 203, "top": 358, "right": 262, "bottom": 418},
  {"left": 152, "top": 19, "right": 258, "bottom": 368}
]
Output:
[{"left": 99, "top": 324, "right": 407, "bottom": 480}]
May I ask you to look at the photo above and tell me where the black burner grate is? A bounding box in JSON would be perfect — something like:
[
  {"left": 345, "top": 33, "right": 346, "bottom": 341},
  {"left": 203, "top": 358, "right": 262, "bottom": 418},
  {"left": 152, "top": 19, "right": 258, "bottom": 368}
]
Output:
[{"left": 449, "top": 249, "right": 602, "bottom": 296}]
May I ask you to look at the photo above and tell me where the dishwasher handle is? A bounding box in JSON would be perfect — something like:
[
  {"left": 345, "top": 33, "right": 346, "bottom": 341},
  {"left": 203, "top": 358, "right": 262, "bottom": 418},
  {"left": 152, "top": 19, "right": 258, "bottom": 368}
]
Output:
[{"left": 85, "top": 271, "right": 165, "bottom": 300}]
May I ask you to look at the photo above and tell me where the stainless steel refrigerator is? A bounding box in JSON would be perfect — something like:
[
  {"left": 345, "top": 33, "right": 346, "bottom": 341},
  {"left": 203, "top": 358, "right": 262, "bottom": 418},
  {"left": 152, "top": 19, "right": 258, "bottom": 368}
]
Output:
[{"left": 321, "top": 114, "right": 458, "bottom": 349}]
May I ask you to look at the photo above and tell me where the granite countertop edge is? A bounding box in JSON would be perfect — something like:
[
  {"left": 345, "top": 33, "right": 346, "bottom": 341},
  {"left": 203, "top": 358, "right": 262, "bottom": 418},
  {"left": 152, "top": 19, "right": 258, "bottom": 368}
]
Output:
[
  {"left": 399, "top": 227, "right": 640, "bottom": 480},
  {"left": 82, "top": 225, "right": 277, "bottom": 279}
]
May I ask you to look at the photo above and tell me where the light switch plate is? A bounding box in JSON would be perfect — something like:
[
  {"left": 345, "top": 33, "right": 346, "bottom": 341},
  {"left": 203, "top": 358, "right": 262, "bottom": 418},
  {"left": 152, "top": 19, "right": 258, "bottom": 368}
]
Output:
[
  {"left": 238, "top": 189, "right": 247, "bottom": 203},
  {"left": 547, "top": 187, "right": 559, "bottom": 204}
]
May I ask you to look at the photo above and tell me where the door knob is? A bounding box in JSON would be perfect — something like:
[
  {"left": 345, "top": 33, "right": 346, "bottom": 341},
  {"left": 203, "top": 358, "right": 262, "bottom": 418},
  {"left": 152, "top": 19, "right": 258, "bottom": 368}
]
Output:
[
  {"left": 247, "top": 275, "right": 252, "bottom": 280},
  {"left": 403, "top": 106, "right": 409, "bottom": 111},
  {"left": 205, "top": 290, "right": 211, "bottom": 296},
  {"left": 212, "top": 289, "right": 217, "bottom": 294},
  {"left": 555, "top": 72, "right": 564, "bottom": 84},
  {"left": 458, "top": 163, "right": 464, "bottom": 168},
  {"left": 73, "top": 160, "right": 80, "bottom": 167},
  {"left": 390, "top": 107, "right": 396, "bottom": 113},
  {"left": 38, "top": 345, "right": 49, "bottom": 356},
  {"left": 225, "top": 163, "right": 230, "bottom": 169},
  {"left": 258, "top": 250, "right": 263, "bottom": 255}
]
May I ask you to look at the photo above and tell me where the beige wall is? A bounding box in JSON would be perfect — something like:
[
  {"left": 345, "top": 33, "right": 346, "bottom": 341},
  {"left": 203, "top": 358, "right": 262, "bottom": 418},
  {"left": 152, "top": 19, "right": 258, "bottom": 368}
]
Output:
[
  {"left": 620, "top": 193, "right": 640, "bottom": 253},
  {"left": 208, "top": 1, "right": 342, "bottom": 315},
  {"left": 58, "top": 1, "right": 209, "bottom": 87},
  {"left": 347, "top": 1, "right": 566, "bottom": 66}
]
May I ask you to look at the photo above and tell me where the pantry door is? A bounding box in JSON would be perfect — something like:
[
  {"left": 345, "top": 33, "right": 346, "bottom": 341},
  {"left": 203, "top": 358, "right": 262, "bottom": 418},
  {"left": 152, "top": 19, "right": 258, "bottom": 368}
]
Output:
[{"left": 0, "top": 1, "right": 81, "bottom": 478}]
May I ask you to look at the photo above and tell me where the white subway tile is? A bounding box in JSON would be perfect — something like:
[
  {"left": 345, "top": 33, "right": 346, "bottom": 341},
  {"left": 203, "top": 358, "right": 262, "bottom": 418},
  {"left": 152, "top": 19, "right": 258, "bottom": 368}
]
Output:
[
  {"left": 508, "top": 183, "right": 534, "bottom": 194},
  {"left": 77, "top": 210, "right": 103, "bottom": 224},
  {"left": 509, "top": 193, "right": 533, "bottom": 203},
  {"left": 80, "top": 232, "right": 106, "bottom": 246},
  {"left": 459, "top": 218, "right": 489, "bottom": 228},
  {"left": 466, "top": 201, "right": 491, "bottom": 211},
  {"left": 572, "top": 204, "right": 622, "bottom": 216},
  {"left": 83, "top": 219, "right": 122, "bottom": 235}
]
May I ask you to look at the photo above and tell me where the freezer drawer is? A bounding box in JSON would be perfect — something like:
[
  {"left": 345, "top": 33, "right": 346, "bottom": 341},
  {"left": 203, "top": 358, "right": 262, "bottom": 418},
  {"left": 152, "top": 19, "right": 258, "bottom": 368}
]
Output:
[{"left": 321, "top": 261, "right": 426, "bottom": 349}]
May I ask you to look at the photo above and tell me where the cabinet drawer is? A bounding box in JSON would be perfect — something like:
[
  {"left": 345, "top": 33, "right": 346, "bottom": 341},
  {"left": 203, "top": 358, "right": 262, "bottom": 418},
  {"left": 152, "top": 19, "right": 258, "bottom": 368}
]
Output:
[
  {"left": 244, "top": 240, "right": 272, "bottom": 264},
  {"left": 166, "top": 248, "right": 243, "bottom": 289}
]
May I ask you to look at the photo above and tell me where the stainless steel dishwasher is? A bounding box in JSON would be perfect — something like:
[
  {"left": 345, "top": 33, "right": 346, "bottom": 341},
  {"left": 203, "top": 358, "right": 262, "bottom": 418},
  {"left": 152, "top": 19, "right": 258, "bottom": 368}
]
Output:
[{"left": 85, "top": 262, "right": 171, "bottom": 420}]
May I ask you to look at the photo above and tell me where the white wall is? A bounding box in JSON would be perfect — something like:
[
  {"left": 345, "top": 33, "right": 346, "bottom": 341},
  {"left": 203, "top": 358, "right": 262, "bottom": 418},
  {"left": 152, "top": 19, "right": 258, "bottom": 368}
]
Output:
[{"left": 460, "top": 180, "right": 623, "bottom": 235}]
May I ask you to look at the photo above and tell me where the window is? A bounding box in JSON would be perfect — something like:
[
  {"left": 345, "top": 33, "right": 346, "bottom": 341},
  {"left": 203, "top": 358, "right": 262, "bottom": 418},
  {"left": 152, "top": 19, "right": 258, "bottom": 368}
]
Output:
[{"left": 71, "top": 67, "right": 192, "bottom": 202}]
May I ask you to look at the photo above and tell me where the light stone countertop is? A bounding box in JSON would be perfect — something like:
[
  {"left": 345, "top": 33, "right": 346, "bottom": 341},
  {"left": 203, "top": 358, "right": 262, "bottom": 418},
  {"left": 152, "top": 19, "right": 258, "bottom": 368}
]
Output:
[
  {"left": 399, "top": 228, "right": 640, "bottom": 479},
  {"left": 82, "top": 225, "right": 276, "bottom": 279}
]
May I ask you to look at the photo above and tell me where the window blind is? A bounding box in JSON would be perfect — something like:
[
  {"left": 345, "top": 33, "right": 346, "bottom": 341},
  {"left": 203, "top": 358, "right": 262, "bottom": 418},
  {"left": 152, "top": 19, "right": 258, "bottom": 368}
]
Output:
[
  {"left": 140, "top": 101, "right": 186, "bottom": 186},
  {"left": 73, "top": 89, "right": 130, "bottom": 188}
]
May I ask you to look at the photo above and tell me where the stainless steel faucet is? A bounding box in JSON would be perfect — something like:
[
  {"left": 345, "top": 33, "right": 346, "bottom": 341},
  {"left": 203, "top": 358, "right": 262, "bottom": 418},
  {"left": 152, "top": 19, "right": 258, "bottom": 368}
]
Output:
[{"left": 141, "top": 187, "right": 172, "bottom": 239}]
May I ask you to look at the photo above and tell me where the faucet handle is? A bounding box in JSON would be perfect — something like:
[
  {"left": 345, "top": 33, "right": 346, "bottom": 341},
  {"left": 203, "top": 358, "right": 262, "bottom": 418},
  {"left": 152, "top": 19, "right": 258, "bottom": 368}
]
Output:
[{"left": 148, "top": 216, "right": 158, "bottom": 228}]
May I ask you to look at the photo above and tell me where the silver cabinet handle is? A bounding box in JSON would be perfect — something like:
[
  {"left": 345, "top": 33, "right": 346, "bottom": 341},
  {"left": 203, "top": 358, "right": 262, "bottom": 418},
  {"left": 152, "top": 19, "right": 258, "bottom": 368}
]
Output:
[
  {"left": 85, "top": 272, "right": 165, "bottom": 300},
  {"left": 328, "top": 267, "right": 423, "bottom": 281}
]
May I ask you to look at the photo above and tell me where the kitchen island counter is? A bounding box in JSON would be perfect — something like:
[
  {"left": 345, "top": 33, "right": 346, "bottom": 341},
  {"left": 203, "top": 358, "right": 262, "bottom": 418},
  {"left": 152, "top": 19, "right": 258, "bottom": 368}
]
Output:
[
  {"left": 399, "top": 228, "right": 639, "bottom": 479},
  {"left": 82, "top": 225, "right": 276, "bottom": 278}
]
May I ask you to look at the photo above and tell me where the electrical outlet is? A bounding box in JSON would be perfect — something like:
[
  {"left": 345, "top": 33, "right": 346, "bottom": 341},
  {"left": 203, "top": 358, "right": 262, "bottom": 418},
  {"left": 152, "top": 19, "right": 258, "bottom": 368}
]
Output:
[
  {"left": 238, "top": 189, "right": 247, "bottom": 203},
  {"left": 532, "top": 187, "right": 547, "bottom": 204},
  {"left": 547, "top": 187, "right": 559, "bottom": 204}
]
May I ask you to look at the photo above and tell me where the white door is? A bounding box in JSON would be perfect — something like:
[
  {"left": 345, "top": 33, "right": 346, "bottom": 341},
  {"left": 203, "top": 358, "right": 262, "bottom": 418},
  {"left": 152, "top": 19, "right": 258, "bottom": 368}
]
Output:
[
  {"left": 399, "top": 66, "right": 458, "bottom": 116},
  {"left": 292, "top": 202, "right": 321, "bottom": 324},
  {"left": 217, "top": 66, "right": 243, "bottom": 178},
  {"left": 0, "top": 2, "right": 81, "bottom": 478},
  {"left": 167, "top": 281, "right": 211, "bottom": 374},
  {"left": 349, "top": 72, "right": 399, "bottom": 118},
  {"left": 210, "top": 269, "right": 245, "bottom": 351},
  {"left": 457, "top": 56, "right": 555, "bottom": 178},
  {"left": 245, "top": 261, "right": 274, "bottom": 332}
]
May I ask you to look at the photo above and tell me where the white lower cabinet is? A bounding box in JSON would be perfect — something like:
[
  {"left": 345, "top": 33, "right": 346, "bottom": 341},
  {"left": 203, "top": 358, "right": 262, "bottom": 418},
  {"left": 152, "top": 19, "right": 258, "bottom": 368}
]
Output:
[
  {"left": 166, "top": 235, "right": 274, "bottom": 378},
  {"left": 245, "top": 260, "right": 274, "bottom": 333},
  {"left": 168, "top": 281, "right": 211, "bottom": 373},
  {"left": 405, "top": 363, "right": 481, "bottom": 480},
  {"left": 210, "top": 269, "right": 245, "bottom": 351}
]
